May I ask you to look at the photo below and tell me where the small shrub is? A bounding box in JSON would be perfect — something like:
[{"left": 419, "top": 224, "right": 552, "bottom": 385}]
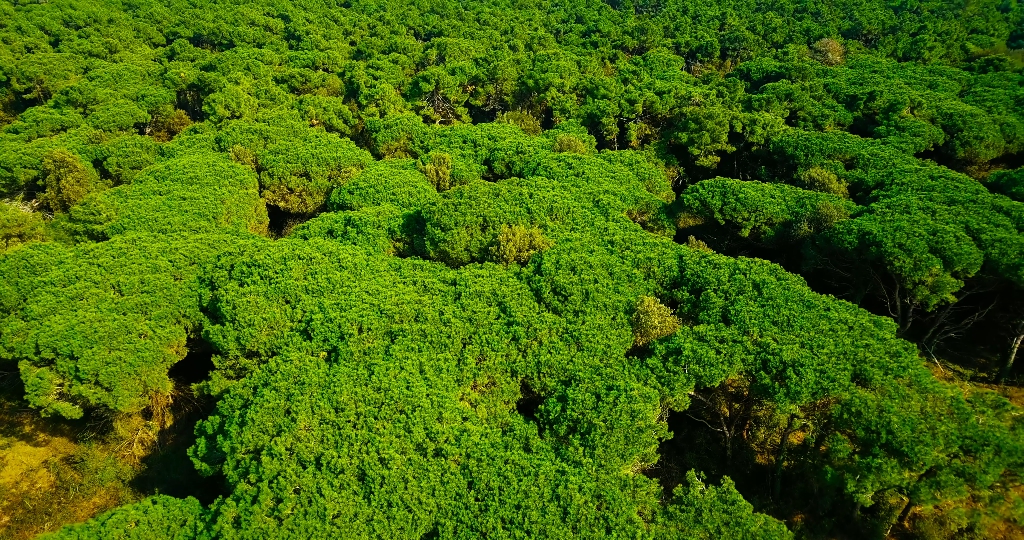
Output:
[
  {"left": 489, "top": 224, "right": 554, "bottom": 265},
  {"left": 632, "top": 296, "right": 682, "bottom": 347},
  {"left": 496, "top": 111, "right": 543, "bottom": 135},
  {"left": 553, "top": 135, "right": 588, "bottom": 154},
  {"left": 811, "top": 38, "right": 845, "bottom": 66},
  {"left": 422, "top": 152, "right": 454, "bottom": 191},
  {"left": 38, "top": 150, "right": 104, "bottom": 213},
  {"left": 685, "top": 235, "right": 714, "bottom": 253},
  {"left": 799, "top": 166, "right": 848, "bottom": 197}
]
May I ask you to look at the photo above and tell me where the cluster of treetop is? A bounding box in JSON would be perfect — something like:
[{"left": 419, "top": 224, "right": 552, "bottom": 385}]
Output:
[{"left": 0, "top": 0, "right": 1022, "bottom": 537}]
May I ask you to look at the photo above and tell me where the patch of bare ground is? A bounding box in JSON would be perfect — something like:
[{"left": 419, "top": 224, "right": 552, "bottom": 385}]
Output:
[{"left": 0, "top": 366, "right": 221, "bottom": 540}]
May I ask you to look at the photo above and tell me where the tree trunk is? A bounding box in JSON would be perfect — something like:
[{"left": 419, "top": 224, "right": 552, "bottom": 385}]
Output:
[
  {"left": 897, "top": 497, "right": 914, "bottom": 524},
  {"left": 899, "top": 299, "right": 916, "bottom": 335},
  {"left": 998, "top": 320, "right": 1024, "bottom": 384},
  {"left": 879, "top": 271, "right": 917, "bottom": 335},
  {"left": 720, "top": 413, "right": 733, "bottom": 468},
  {"left": 772, "top": 414, "right": 795, "bottom": 500},
  {"left": 920, "top": 300, "right": 956, "bottom": 348}
]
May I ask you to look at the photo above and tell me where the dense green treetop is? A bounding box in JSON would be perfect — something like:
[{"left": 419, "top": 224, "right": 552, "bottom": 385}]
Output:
[
  {"left": 0, "top": 233, "right": 246, "bottom": 418},
  {"left": 2, "top": 0, "right": 1023, "bottom": 537},
  {"left": 42, "top": 496, "right": 208, "bottom": 540},
  {"left": 988, "top": 166, "right": 1024, "bottom": 202},
  {"left": 63, "top": 152, "right": 269, "bottom": 240}
]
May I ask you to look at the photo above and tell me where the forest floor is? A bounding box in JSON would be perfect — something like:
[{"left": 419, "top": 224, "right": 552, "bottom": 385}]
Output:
[
  {"left": 0, "top": 385, "right": 131, "bottom": 539},
  {"left": 0, "top": 375, "right": 218, "bottom": 540}
]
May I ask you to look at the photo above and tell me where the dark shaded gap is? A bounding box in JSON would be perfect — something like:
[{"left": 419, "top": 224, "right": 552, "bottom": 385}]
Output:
[
  {"left": 467, "top": 102, "right": 495, "bottom": 125},
  {"left": 0, "top": 91, "right": 29, "bottom": 127},
  {"left": 973, "top": 149, "right": 1024, "bottom": 175},
  {"left": 266, "top": 203, "right": 291, "bottom": 237},
  {"left": 913, "top": 148, "right": 960, "bottom": 172},
  {"left": 516, "top": 380, "right": 543, "bottom": 422},
  {"left": 132, "top": 337, "right": 226, "bottom": 504},
  {"left": 846, "top": 117, "right": 880, "bottom": 140},
  {"left": 175, "top": 88, "right": 205, "bottom": 122},
  {"left": 673, "top": 222, "right": 807, "bottom": 274},
  {"left": 130, "top": 395, "right": 227, "bottom": 504},
  {"left": 168, "top": 337, "right": 215, "bottom": 385},
  {"left": 673, "top": 192, "right": 1024, "bottom": 384},
  {"left": 397, "top": 209, "right": 428, "bottom": 258},
  {"left": 540, "top": 108, "right": 556, "bottom": 131},
  {"left": 665, "top": 142, "right": 789, "bottom": 195},
  {"left": 645, "top": 408, "right": 728, "bottom": 499},
  {"left": 647, "top": 409, "right": 864, "bottom": 538},
  {"left": 914, "top": 149, "right": 1024, "bottom": 179},
  {"left": 919, "top": 288, "right": 1024, "bottom": 383},
  {"left": 798, "top": 265, "right": 1024, "bottom": 382},
  {"left": 646, "top": 402, "right": 776, "bottom": 507},
  {"left": 266, "top": 203, "right": 315, "bottom": 238},
  {"left": 0, "top": 361, "right": 22, "bottom": 395},
  {"left": 0, "top": 364, "right": 90, "bottom": 444}
]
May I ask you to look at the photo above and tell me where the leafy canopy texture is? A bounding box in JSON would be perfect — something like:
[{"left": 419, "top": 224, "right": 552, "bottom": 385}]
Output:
[
  {"left": 0, "top": 234, "right": 244, "bottom": 418},
  {"left": 1, "top": 0, "right": 1022, "bottom": 537}
]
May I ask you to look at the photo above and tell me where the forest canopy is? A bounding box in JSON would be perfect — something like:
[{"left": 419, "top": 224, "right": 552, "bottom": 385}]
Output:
[{"left": 0, "top": 0, "right": 1022, "bottom": 538}]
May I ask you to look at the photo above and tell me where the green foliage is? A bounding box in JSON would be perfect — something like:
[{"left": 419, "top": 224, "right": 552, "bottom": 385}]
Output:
[
  {"left": 489, "top": 224, "right": 554, "bottom": 265},
  {"left": 798, "top": 166, "right": 848, "bottom": 197},
  {"left": 598, "top": 150, "right": 676, "bottom": 203},
  {"left": 65, "top": 153, "right": 269, "bottom": 240},
  {"left": 545, "top": 121, "right": 598, "bottom": 154},
  {"left": 191, "top": 353, "right": 662, "bottom": 539},
  {"left": 653, "top": 471, "right": 793, "bottom": 540},
  {"left": 0, "top": 201, "right": 46, "bottom": 252},
  {"left": 495, "top": 111, "right": 542, "bottom": 135},
  {"left": 150, "top": 109, "right": 194, "bottom": 142},
  {"left": 98, "top": 135, "right": 159, "bottom": 184},
  {"left": 811, "top": 39, "right": 846, "bottom": 67},
  {"left": 421, "top": 151, "right": 455, "bottom": 191},
  {"left": 767, "top": 129, "right": 1024, "bottom": 312},
  {"left": 0, "top": 234, "right": 244, "bottom": 418},
  {"left": 987, "top": 167, "right": 1024, "bottom": 202},
  {"left": 86, "top": 99, "right": 150, "bottom": 132},
  {"left": 216, "top": 119, "right": 374, "bottom": 214},
  {"left": 679, "top": 177, "right": 856, "bottom": 241},
  {"left": 667, "top": 248, "right": 921, "bottom": 406},
  {"left": 44, "top": 495, "right": 208, "bottom": 540},
  {"left": 329, "top": 161, "right": 440, "bottom": 212},
  {"left": 631, "top": 295, "right": 682, "bottom": 347},
  {"left": 422, "top": 180, "right": 552, "bottom": 267},
  {"left": 0, "top": 0, "right": 1022, "bottom": 538},
  {"left": 826, "top": 376, "right": 1024, "bottom": 529},
  {"left": 39, "top": 149, "right": 105, "bottom": 214},
  {"left": 289, "top": 205, "right": 418, "bottom": 255},
  {"left": 820, "top": 196, "right": 987, "bottom": 310},
  {"left": 552, "top": 134, "right": 589, "bottom": 154}
]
